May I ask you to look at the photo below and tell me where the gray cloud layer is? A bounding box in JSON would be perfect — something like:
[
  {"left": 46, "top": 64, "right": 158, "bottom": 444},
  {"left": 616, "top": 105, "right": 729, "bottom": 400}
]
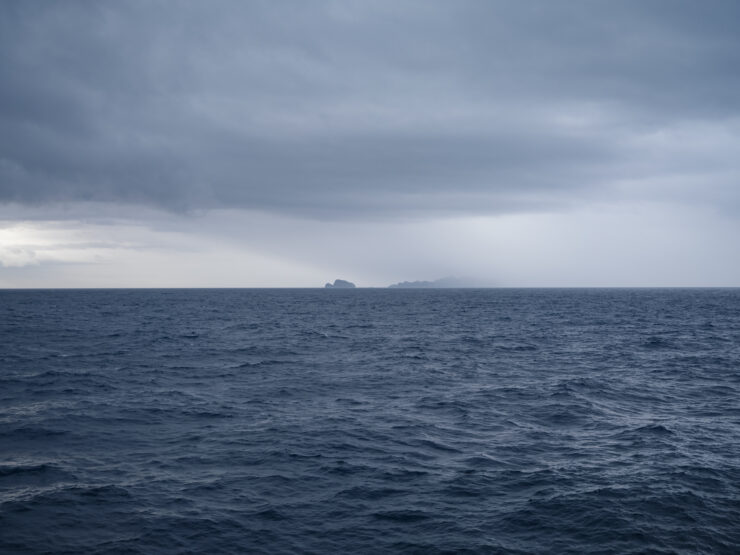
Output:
[{"left": 2, "top": 1, "right": 739, "bottom": 218}]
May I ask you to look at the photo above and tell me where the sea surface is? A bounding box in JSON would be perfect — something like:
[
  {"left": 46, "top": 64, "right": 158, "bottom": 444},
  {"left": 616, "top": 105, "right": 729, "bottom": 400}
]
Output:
[{"left": 1, "top": 288, "right": 739, "bottom": 554}]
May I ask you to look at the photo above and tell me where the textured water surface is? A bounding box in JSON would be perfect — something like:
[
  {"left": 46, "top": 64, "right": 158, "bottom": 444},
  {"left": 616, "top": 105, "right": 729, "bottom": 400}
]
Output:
[{"left": 1, "top": 288, "right": 739, "bottom": 553}]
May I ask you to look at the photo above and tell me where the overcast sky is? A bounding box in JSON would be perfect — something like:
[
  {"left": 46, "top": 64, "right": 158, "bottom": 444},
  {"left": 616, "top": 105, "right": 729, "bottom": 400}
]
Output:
[{"left": 1, "top": 0, "right": 739, "bottom": 287}]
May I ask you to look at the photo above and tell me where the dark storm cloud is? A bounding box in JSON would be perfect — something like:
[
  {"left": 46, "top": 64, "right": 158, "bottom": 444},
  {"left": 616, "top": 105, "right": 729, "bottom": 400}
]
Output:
[{"left": 1, "top": 0, "right": 739, "bottom": 217}]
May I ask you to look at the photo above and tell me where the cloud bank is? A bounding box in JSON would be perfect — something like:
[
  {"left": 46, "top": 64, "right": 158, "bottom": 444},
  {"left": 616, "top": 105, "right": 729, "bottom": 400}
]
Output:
[
  {"left": 2, "top": 0, "right": 739, "bottom": 219},
  {"left": 2, "top": 1, "right": 740, "bottom": 287}
]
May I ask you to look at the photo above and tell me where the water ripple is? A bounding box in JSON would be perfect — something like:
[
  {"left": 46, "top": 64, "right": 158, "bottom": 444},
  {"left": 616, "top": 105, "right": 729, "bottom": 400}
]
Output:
[{"left": 1, "top": 288, "right": 739, "bottom": 553}]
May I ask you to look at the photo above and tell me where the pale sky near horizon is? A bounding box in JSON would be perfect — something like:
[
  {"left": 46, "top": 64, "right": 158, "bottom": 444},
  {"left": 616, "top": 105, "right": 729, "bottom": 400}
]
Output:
[{"left": 2, "top": 1, "right": 740, "bottom": 287}]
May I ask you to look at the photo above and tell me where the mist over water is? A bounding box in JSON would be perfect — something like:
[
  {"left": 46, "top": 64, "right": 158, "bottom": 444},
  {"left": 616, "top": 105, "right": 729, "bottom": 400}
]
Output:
[{"left": 1, "top": 289, "right": 739, "bottom": 553}]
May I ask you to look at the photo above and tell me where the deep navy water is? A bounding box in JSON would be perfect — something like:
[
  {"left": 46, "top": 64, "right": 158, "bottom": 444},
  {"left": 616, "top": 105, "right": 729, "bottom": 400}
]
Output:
[{"left": 1, "top": 288, "right": 740, "bottom": 554}]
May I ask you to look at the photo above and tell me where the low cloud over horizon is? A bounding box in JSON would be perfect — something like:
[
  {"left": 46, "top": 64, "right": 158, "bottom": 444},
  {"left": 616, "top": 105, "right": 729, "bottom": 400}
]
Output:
[{"left": 2, "top": 1, "right": 740, "bottom": 286}]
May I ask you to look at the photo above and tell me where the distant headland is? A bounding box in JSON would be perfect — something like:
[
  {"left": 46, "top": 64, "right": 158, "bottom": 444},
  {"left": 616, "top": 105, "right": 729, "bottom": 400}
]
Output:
[
  {"left": 325, "top": 279, "right": 356, "bottom": 288},
  {"left": 322, "top": 276, "right": 475, "bottom": 288},
  {"left": 388, "top": 276, "right": 467, "bottom": 288}
]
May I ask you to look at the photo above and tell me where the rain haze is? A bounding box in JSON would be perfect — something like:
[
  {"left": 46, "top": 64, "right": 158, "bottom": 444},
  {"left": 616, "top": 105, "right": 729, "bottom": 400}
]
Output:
[{"left": 2, "top": 0, "right": 740, "bottom": 287}]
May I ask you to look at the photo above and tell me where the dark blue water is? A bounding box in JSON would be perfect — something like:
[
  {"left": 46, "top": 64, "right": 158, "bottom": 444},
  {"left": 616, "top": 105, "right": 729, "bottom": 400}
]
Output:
[{"left": 1, "top": 289, "right": 739, "bottom": 554}]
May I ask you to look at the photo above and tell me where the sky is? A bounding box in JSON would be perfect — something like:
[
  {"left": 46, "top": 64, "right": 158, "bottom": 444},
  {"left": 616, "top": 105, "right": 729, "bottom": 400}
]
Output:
[{"left": 1, "top": 0, "right": 739, "bottom": 287}]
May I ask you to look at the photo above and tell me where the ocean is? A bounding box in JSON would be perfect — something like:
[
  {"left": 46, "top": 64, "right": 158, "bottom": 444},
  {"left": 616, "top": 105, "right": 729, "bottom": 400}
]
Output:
[{"left": 1, "top": 288, "right": 739, "bottom": 553}]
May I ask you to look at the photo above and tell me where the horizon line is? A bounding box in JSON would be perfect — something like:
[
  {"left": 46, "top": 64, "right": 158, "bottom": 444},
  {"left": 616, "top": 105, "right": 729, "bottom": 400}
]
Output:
[{"left": 2, "top": 286, "right": 739, "bottom": 291}]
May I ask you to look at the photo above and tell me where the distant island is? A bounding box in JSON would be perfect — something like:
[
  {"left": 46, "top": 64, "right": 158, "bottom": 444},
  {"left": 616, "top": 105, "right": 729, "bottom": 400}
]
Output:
[
  {"left": 325, "top": 279, "right": 356, "bottom": 288},
  {"left": 388, "top": 276, "right": 467, "bottom": 288}
]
